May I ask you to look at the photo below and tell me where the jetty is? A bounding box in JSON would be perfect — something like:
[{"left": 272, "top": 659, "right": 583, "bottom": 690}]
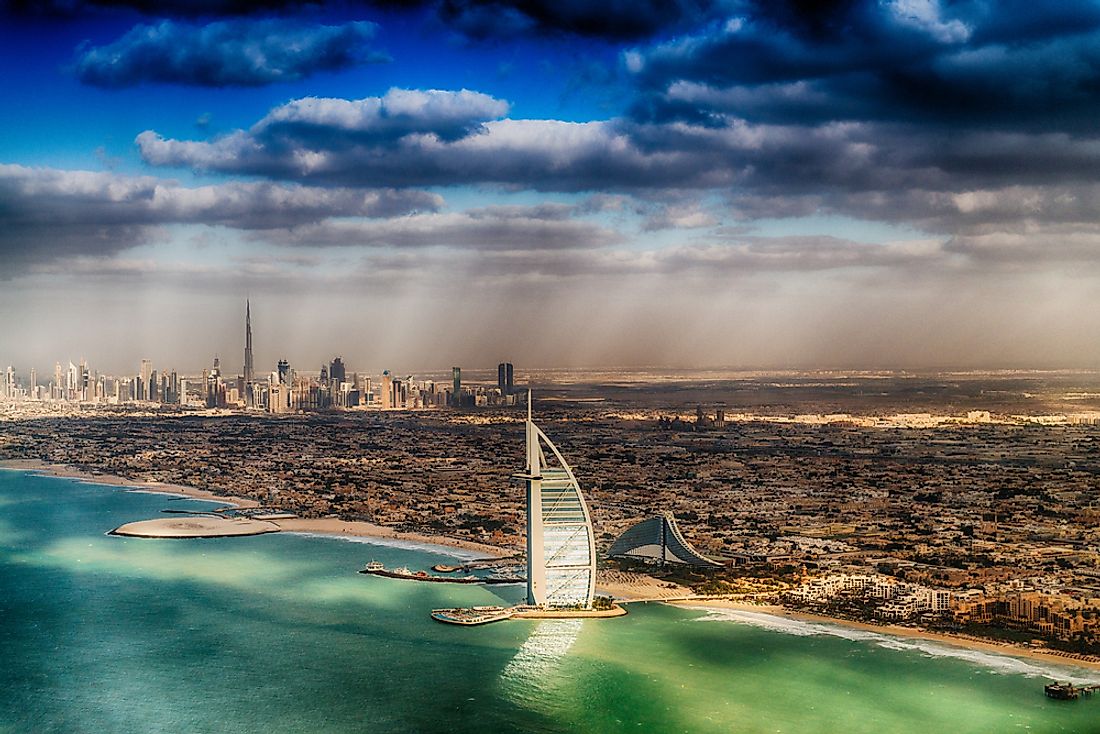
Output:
[
  {"left": 430, "top": 603, "right": 627, "bottom": 625},
  {"left": 359, "top": 562, "right": 525, "bottom": 585},
  {"left": 1044, "top": 682, "right": 1100, "bottom": 701}
]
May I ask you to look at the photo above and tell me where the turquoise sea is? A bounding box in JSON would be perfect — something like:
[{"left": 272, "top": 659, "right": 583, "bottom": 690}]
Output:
[{"left": 1, "top": 469, "right": 1099, "bottom": 734}]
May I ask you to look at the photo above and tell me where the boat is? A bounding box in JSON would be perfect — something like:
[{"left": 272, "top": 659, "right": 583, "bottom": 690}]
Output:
[
  {"left": 364, "top": 560, "right": 384, "bottom": 572},
  {"left": 483, "top": 573, "right": 526, "bottom": 584}
]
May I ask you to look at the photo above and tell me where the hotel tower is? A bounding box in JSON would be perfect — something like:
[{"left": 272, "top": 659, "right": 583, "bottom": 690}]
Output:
[{"left": 515, "top": 393, "right": 596, "bottom": 608}]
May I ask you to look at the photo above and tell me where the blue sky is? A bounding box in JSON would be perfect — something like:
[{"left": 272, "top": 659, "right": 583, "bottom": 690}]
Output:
[{"left": 3, "top": 1, "right": 1100, "bottom": 373}]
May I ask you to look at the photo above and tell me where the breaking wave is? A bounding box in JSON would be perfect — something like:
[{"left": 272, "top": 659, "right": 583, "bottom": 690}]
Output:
[{"left": 685, "top": 606, "right": 1100, "bottom": 685}]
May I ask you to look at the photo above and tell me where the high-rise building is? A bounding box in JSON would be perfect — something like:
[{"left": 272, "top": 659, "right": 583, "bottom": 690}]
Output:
[
  {"left": 452, "top": 366, "right": 461, "bottom": 407},
  {"left": 243, "top": 299, "right": 254, "bottom": 384},
  {"left": 140, "top": 359, "right": 152, "bottom": 402},
  {"left": 330, "top": 357, "right": 346, "bottom": 384},
  {"left": 67, "top": 362, "right": 78, "bottom": 400},
  {"left": 497, "top": 362, "right": 514, "bottom": 395},
  {"left": 514, "top": 393, "right": 596, "bottom": 608},
  {"left": 381, "top": 371, "right": 393, "bottom": 409},
  {"left": 277, "top": 359, "right": 290, "bottom": 385}
]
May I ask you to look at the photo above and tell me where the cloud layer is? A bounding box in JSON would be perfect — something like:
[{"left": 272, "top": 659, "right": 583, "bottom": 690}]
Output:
[
  {"left": 7, "top": 1, "right": 1100, "bottom": 369},
  {"left": 75, "top": 19, "right": 385, "bottom": 87},
  {"left": 0, "top": 165, "right": 440, "bottom": 271}
]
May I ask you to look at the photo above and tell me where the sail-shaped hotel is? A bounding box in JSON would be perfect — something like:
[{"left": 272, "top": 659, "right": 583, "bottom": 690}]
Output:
[
  {"left": 514, "top": 395, "right": 596, "bottom": 609},
  {"left": 431, "top": 395, "right": 607, "bottom": 624}
]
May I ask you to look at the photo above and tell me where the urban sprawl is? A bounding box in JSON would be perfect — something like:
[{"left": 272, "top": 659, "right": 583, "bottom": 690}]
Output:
[{"left": 3, "top": 306, "right": 1100, "bottom": 658}]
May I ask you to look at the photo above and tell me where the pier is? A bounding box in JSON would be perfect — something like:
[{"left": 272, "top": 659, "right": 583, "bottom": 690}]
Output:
[
  {"left": 359, "top": 563, "right": 525, "bottom": 585},
  {"left": 1044, "top": 682, "right": 1100, "bottom": 701},
  {"left": 430, "top": 603, "right": 627, "bottom": 625}
]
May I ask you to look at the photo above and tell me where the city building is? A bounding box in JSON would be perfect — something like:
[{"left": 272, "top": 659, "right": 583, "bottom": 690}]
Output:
[
  {"left": 514, "top": 394, "right": 596, "bottom": 608},
  {"left": 498, "top": 362, "right": 514, "bottom": 395},
  {"left": 609, "top": 513, "right": 722, "bottom": 567}
]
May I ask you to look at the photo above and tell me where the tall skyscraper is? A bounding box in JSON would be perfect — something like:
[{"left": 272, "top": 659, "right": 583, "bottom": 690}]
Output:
[
  {"left": 497, "top": 362, "right": 514, "bottom": 395},
  {"left": 330, "top": 356, "right": 346, "bottom": 384},
  {"left": 140, "top": 359, "right": 152, "bottom": 402},
  {"left": 452, "top": 366, "right": 461, "bottom": 407},
  {"left": 277, "top": 359, "right": 290, "bottom": 385},
  {"left": 515, "top": 393, "right": 596, "bottom": 608},
  {"left": 67, "top": 362, "right": 78, "bottom": 400},
  {"left": 381, "top": 370, "right": 393, "bottom": 409},
  {"left": 243, "top": 299, "right": 254, "bottom": 384}
]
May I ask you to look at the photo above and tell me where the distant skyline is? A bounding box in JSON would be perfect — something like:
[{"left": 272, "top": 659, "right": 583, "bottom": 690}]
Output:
[{"left": 5, "top": 2, "right": 1100, "bottom": 370}]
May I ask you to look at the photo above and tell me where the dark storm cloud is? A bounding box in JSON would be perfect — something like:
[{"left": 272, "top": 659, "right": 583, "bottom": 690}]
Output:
[
  {"left": 628, "top": 1, "right": 1100, "bottom": 131},
  {"left": 3, "top": 0, "right": 732, "bottom": 41},
  {"left": 0, "top": 0, "right": 319, "bottom": 18},
  {"left": 74, "top": 19, "right": 385, "bottom": 88},
  {"left": 0, "top": 164, "right": 441, "bottom": 272},
  {"left": 134, "top": 101, "right": 1090, "bottom": 197},
  {"left": 433, "top": 0, "right": 733, "bottom": 41},
  {"left": 136, "top": 118, "right": 705, "bottom": 190}
]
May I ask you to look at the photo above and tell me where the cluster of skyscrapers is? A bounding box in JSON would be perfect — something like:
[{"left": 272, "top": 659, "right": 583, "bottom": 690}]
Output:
[{"left": 1, "top": 303, "right": 521, "bottom": 413}]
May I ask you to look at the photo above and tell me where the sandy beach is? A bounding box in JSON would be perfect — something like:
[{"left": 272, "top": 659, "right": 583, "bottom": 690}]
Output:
[
  {"left": 0, "top": 458, "right": 504, "bottom": 557},
  {"left": 0, "top": 458, "right": 261, "bottom": 507},
  {"left": 270, "top": 517, "right": 505, "bottom": 558},
  {"left": 669, "top": 597, "right": 1100, "bottom": 673},
  {"left": 596, "top": 569, "right": 691, "bottom": 600}
]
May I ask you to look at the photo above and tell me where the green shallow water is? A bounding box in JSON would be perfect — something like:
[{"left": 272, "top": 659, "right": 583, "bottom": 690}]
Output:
[{"left": 1, "top": 469, "right": 1098, "bottom": 734}]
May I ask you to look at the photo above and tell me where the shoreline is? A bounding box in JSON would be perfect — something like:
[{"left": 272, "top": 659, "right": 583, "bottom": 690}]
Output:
[
  {"left": 0, "top": 458, "right": 260, "bottom": 508},
  {"left": 7, "top": 458, "right": 1097, "bottom": 673},
  {"left": 0, "top": 459, "right": 506, "bottom": 558},
  {"left": 668, "top": 597, "right": 1100, "bottom": 674}
]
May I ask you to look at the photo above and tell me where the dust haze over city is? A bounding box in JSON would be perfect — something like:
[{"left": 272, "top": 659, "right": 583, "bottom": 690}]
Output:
[
  {"left": 5, "top": 2, "right": 1100, "bottom": 371},
  {"left": 6, "top": 2, "right": 1100, "bottom": 733}
]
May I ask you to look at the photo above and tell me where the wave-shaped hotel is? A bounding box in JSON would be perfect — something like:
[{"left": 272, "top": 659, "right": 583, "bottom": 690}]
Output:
[{"left": 609, "top": 513, "right": 721, "bottom": 568}]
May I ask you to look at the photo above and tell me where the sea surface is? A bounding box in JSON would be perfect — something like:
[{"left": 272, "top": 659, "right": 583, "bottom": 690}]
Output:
[{"left": 2, "top": 469, "right": 1099, "bottom": 734}]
